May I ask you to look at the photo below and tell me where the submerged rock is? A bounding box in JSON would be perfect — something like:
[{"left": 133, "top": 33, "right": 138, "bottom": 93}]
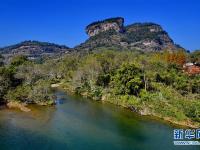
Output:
[{"left": 7, "top": 101, "right": 31, "bottom": 112}]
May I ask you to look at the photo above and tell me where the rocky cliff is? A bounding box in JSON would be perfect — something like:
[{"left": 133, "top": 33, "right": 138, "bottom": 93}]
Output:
[
  {"left": 86, "top": 17, "right": 124, "bottom": 37},
  {"left": 76, "top": 17, "right": 183, "bottom": 52}
]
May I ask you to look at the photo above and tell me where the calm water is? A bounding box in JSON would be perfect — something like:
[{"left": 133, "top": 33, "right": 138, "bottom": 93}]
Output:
[{"left": 0, "top": 91, "right": 199, "bottom": 150}]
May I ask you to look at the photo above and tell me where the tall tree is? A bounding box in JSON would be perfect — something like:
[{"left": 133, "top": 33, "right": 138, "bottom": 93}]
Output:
[{"left": 0, "top": 54, "right": 4, "bottom": 67}]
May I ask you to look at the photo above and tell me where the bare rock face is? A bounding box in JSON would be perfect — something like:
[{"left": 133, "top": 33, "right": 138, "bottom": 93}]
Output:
[{"left": 86, "top": 17, "right": 124, "bottom": 37}]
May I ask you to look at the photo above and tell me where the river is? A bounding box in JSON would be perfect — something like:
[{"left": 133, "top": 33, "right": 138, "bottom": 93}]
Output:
[{"left": 0, "top": 90, "right": 199, "bottom": 150}]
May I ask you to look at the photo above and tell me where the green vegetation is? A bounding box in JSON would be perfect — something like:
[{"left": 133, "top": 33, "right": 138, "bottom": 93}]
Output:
[
  {"left": 58, "top": 50, "right": 199, "bottom": 126},
  {"left": 0, "top": 55, "right": 54, "bottom": 105},
  {"left": 0, "top": 49, "right": 199, "bottom": 127},
  {"left": 190, "top": 50, "right": 200, "bottom": 63}
]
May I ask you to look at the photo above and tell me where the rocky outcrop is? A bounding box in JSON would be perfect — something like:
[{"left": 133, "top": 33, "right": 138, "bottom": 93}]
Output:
[
  {"left": 86, "top": 17, "right": 124, "bottom": 37},
  {"left": 76, "top": 17, "right": 183, "bottom": 52},
  {"left": 7, "top": 101, "right": 31, "bottom": 112}
]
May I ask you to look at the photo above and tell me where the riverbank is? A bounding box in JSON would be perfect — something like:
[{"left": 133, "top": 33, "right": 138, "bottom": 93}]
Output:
[
  {"left": 59, "top": 83, "right": 200, "bottom": 128},
  {"left": 101, "top": 96, "right": 199, "bottom": 128},
  {"left": 4, "top": 99, "right": 55, "bottom": 112},
  {"left": 1, "top": 82, "right": 199, "bottom": 128}
]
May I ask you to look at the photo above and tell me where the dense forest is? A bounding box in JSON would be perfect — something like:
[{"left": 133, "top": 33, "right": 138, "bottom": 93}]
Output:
[{"left": 0, "top": 49, "right": 199, "bottom": 127}]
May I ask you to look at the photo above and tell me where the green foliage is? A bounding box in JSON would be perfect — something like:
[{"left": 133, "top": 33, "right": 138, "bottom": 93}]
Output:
[
  {"left": 111, "top": 63, "right": 144, "bottom": 95},
  {"left": 0, "top": 67, "right": 12, "bottom": 102},
  {"left": 63, "top": 50, "right": 199, "bottom": 125},
  {"left": 190, "top": 50, "right": 200, "bottom": 63},
  {"left": 96, "top": 74, "right": 110, "bottom": 87},
  {"left": 5, "top": 85, "right": 31, "bottom": 103},
  {"left": 30, "top": 80, "right": 54, "bottom": 104},
  {"left": 1, "top": 56, "right": 54, "bottom": 105},
  {"left": 5, "top": 79, "right": 54, "bottom": 104},
  {"left": 10, "top": 55, "right": 28, "bottom": 67}
]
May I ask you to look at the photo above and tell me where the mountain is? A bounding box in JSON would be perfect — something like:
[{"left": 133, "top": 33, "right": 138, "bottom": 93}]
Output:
[
  {"left": 75, "top": 17, "right": 183, "bottom": 52},
  {"left": 0, "top": 17, "right": 184, "bottom": 59},
  {"left": 0, "top": 41, "right": 70, "bottom": 60}
]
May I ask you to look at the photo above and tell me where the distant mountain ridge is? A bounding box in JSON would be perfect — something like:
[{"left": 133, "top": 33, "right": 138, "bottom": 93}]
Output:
[{"left": 0, "top": 41, "right": 70, "bottom": 60}]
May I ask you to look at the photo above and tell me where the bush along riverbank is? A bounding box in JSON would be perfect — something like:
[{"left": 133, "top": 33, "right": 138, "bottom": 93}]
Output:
[
  {"left": 0, "top": 50, "right": 200, "bottom": 128},
  {"left": 61, "top": 80, "right": 199, "bottom": 128},
  {"left": 0, "top": 55, "right": 55, "bottom": 110}
]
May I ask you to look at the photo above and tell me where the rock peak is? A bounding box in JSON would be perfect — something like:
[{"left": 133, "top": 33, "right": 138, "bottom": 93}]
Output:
[
  {"left": 86, "top": 17, "right": 124, "bottom": 37},
  {"left": 76, "top": 17, "right": 184, "bottom": 52}
]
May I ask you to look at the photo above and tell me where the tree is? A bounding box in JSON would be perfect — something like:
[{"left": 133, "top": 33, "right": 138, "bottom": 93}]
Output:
[
  {"left": 0, "top": 67, "right": 12, "bottom": 103},
  {"left": 112, "top": 63, "right": 144, "bottom": 96},
  {"left": 0, "top": 55, "right": 4, "bottom": 67},
  {"left": 190, "top": 50, "right": 200, "bottom": 63},
  {"left": 163, "top": 51, "right": 186, "bottom": 65},
  {"left": 10, "top": 55, "right": 28, "bottom": 68}
]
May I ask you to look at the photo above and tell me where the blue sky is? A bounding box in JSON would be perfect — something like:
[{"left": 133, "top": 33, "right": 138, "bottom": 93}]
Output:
[{"left": 0, "top": 0, "right": 199, "bottom": 50}]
